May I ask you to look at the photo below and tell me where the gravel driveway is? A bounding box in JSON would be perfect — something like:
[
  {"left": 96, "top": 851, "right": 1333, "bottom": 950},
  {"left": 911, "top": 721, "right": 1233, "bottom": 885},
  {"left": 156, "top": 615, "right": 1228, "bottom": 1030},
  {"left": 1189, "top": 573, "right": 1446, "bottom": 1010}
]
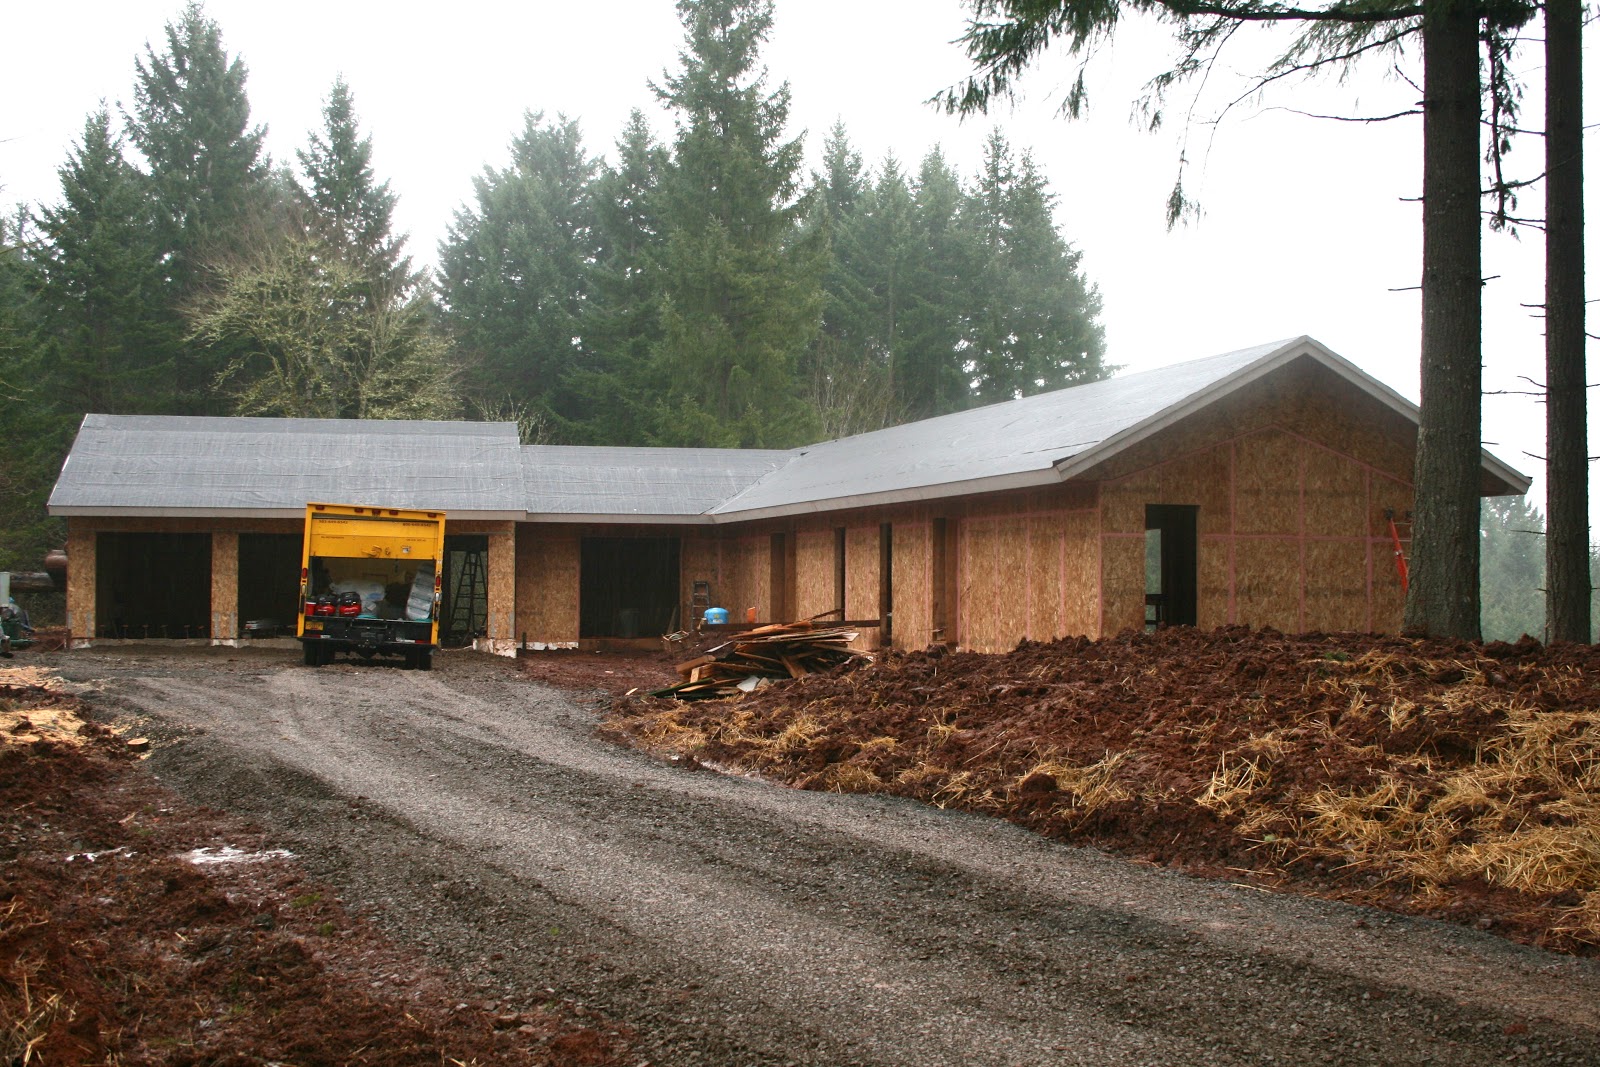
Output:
[{"left": 57, "top": 645, "right": 1600, "bottom": 1066}]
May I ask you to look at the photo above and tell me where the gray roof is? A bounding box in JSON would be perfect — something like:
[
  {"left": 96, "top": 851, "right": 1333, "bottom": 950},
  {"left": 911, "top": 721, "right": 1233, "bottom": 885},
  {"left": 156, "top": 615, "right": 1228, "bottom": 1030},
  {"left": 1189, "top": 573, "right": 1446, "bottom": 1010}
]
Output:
[
  {"left": 48, "top": 415, "right": 526, "bottom": 518},
  {"left": 713, "top": 338, "right": 1291, "bottom": 518},
  {"left": 522, "top": 445, "right": 793, "bottom": 521},
  {"left": 48, "top": 338, "right": 1530, "bottom": 524}
]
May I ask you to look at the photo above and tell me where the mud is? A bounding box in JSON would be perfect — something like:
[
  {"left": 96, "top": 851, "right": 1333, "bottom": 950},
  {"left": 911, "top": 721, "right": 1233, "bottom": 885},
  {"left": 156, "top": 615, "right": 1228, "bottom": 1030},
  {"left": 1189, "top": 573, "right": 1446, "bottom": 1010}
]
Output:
[{"left": 12, "top": 641, "right": 1600, "bottom": 1066}]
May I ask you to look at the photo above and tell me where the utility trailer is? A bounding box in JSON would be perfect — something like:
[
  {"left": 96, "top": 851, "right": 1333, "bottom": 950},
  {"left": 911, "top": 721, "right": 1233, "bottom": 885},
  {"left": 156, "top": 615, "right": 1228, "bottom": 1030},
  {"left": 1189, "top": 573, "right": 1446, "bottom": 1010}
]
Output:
[{"left": 296, "top": 503, "right": 444, "bottom": 669}]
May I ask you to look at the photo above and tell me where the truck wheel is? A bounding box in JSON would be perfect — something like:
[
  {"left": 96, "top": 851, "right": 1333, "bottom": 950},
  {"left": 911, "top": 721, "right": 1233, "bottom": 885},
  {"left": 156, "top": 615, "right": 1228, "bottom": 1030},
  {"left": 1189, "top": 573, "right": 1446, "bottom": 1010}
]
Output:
[
  {"left": 418, "top": 650, "right": 433, "bottom": 672},
  {"left": 303, "top": 642, "right": 321, "bottom": 667}
]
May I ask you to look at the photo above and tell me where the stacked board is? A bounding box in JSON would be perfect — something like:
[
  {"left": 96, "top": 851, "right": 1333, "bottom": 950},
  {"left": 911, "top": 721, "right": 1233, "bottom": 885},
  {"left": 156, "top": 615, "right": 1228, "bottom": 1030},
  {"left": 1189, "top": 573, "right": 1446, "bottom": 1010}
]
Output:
[{"left": 655, "top": 621, "right": 865, "bottom": 700}]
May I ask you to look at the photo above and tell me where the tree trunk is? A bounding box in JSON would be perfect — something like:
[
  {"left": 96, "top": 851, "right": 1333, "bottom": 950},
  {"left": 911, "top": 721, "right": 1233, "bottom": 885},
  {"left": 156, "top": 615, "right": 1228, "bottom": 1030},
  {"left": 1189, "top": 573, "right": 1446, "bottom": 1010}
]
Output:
[
  {"left": 1544, "top": 0, "right": 1589, "bottom": 644},
  {"left": 1405, "top": 0, "right": 1484, "bottom": 638}
]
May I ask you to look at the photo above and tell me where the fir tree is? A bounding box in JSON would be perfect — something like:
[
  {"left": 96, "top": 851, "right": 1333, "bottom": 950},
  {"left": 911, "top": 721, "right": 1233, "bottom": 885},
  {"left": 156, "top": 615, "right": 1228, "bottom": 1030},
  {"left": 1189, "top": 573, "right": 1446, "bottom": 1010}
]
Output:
[
  {"left": 125, "top": 2, "right": 271, "bottom": 284},
  {"left": 573, "top": 110, "right": 669, "bottom": 445},
  {"left": 296, "top": 76, "right": 409, "bottom": 297},
  {"left": 649, "top": 0, "right": 824, "bottom": 447},
  {"left": 124, "top": 1, "right": 274, "bottom": 412},
  {"left": 28, "top": 109, "right": 173, "bottom": 414},
  {"left": 899, "top": 148, "right": 970, "bottom": 420},
  {"left": 806, "top": 123, "right": 893, "bottom": 437},
  {"left": 437, "top": 112, "right": 598, "bottom": 424}
]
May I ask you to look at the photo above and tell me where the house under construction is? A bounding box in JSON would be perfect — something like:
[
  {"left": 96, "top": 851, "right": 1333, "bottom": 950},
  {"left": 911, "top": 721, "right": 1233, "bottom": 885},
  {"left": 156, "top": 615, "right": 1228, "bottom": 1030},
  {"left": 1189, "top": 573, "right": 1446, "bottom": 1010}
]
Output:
[{"left": 47, "top": 336, "right": 1530, "bottom": 654}]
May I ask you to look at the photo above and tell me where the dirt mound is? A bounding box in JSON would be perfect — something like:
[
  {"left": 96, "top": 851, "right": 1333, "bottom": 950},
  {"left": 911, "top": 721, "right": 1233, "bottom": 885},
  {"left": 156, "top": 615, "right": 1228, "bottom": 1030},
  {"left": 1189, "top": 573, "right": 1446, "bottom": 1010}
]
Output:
[
  {"left": 604, "top": 626, "right": 1600, "bottom": 953},
  {"left": 1, "top": 676, "right": 632, "bottom": 1065}
]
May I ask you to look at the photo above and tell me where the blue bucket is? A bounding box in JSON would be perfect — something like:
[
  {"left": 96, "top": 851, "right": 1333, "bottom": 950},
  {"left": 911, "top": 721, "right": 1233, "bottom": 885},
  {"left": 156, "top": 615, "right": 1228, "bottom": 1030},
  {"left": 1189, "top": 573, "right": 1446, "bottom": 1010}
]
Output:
[{"left": 703, "top": 606, "right": 729, "bottom": 625}]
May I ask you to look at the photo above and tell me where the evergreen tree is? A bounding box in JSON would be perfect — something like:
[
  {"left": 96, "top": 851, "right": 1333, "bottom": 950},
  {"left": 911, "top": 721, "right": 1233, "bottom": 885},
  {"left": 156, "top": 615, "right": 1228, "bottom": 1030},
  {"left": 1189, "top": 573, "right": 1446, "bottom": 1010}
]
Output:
[
  {"left": 1543, "top": 0, "right": 1588, "bottom": 643},
  {"left": 28, "top": 109, "right": 173, "bottom": 414},
  {"left": 899, "top": 147, "right": 972, "bottom": 420},
  {"left": 126, "top": 2, "right": 271, "bottom": 280},
  {"left": 296, "top": 76, "right": 410, "bottom": 297},
  {"left": 572, "top": 110, "right": 669, "bottom": 445},
  {"left": 0, "top": 212, "right": 70, "bottom": 572},
  {"left": 1480, "top": 495, "right": 1546, "bottom": 643},
  {"left": 437, "top": 112, "right": 598, "bottom": 424},
  {"left": 962, "top": 133, "right": 1106, "bottom": 404},
  {"left": 852, "top": 156, "right": 919, "bottom": 418},
  {"left": 806, "top": 124, "right": 895, "bottom": 437},
  {"left": 124, "top": 1, "right": 274, "bottom": 412},
  {"left": 650, "top": 0, "right": 824, "bottom": 447}
]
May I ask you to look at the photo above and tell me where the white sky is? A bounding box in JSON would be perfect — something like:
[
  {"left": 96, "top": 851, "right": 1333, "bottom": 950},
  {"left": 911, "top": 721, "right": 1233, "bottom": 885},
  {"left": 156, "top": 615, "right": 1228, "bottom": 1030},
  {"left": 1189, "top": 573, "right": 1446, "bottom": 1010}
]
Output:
[{"left": 3, "top": 1, "right": 1596, "bottom": 525}]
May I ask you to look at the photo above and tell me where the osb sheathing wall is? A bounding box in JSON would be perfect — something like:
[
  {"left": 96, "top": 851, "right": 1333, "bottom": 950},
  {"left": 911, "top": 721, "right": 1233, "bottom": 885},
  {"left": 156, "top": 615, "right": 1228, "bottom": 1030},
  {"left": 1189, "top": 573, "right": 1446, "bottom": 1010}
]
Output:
[
  {"left": 64, "top": 516, "right": 301, "bottom": 646},
  {"left": 793, "top": 528, "right": 835, "bottom": 619},
  {"left": 1096, "top": 408, "right": 1414, "bottom": 637},
  {"left": 515, "top": 524, "right": 580, "bottom": 646},
  {"left": 450, "top": 520, "right": 516, "bottom": 653},
  {"left": 891, "top": 522, "right": 934, "bottom": 649},
  {"left": 680, "top": 529, "right": 774, "bottom": 625},
  {"left": 955, "top": 504, "right": 1100, "bottom": 653}
]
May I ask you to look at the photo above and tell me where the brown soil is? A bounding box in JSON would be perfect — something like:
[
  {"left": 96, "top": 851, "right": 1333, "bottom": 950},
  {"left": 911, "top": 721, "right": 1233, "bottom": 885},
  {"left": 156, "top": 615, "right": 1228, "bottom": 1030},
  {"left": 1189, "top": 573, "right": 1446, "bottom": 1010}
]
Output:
[
  {"left": 0, "top": 671, "right": 632, "bottom": 1066},
  {"left": 518, "top": 646, "right": 683, "bottom": 699},
  {"left": 602, "top": 626, "right": 1600, "bottom": 955}
]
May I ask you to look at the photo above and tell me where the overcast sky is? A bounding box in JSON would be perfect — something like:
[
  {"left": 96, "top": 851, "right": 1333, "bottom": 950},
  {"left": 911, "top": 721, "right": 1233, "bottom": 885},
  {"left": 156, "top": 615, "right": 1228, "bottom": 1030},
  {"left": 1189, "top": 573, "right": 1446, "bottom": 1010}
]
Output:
[{"left": 4, "top": 1, "right": 1596, "bottom": 521}]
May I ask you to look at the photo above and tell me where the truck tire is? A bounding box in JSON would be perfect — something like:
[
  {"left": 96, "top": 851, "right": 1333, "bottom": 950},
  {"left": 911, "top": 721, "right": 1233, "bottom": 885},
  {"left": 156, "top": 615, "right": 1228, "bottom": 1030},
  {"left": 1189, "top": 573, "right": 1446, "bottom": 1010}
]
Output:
[
  {"left": 418, "top": 650, "right": 433, "bottom": 672},
  {"left": 303, "top": 641, "right": 321, "bottom": 667}
]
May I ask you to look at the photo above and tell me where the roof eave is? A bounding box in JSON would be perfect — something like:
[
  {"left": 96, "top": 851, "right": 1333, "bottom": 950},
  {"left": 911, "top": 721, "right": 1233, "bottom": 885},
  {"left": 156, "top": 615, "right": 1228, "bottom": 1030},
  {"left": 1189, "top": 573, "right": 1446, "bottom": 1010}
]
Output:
[
  {"left": 1050, "top": 337, "right": 1532, "bottom": 496},
  {"left": 49, "top": 505, "right": 525, "bottom": 521},
  {"left": 709, "top": 467, "right": 1063, "bottom": 523},
  {"left": 522, "top": 511, "right": 716, "bottom": 525}
]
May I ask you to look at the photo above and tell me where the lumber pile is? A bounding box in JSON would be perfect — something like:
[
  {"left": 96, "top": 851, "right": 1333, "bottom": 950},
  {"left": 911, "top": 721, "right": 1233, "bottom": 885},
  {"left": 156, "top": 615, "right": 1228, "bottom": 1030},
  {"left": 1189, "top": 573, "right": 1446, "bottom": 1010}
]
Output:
[{"left": 654, "top": 620, "right": 865, "bottom": 700}]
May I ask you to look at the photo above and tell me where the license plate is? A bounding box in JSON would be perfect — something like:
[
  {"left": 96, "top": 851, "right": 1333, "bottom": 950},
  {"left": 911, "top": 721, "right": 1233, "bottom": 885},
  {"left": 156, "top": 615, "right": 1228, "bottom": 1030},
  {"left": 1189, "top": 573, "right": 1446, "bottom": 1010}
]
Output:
[{"left": 304, "top": 620, "right": 323, "bottom": 632}]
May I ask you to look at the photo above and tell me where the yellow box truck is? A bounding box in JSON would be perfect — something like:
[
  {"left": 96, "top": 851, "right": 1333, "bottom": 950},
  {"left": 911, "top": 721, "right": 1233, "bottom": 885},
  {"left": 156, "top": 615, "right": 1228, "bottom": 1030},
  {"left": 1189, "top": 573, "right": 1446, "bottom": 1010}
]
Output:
[{"left": 297, "top": 503, "right": 445, "bottom": 669}]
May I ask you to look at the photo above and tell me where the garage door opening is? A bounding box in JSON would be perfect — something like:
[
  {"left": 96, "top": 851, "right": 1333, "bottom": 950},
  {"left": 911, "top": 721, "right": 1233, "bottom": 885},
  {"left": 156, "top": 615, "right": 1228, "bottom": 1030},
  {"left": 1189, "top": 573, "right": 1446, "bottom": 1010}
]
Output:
[
  {"left": 238, "top": 533, "right": 301, "bottom": 636},
  {"left": 96, "top": 532, "right": 212, "bottom": 639},
  {"left": 580, "top": 537, "right": 679, "bottom": 639}
]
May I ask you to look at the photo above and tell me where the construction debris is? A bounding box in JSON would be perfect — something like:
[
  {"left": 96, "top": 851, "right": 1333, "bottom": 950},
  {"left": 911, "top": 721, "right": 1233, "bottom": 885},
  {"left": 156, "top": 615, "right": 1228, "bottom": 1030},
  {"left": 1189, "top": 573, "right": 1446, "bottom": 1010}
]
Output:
[
  {"left": 610, "top": 626, "right": 1600, "bottom": 953},
  {"left": 654, "top": 620, "right": 867, "bottom": 700}
]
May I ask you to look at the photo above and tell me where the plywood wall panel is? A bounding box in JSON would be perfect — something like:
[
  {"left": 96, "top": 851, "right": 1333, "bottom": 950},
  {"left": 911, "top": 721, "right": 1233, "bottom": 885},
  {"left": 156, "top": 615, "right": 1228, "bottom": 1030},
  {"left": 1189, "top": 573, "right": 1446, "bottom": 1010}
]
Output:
[
  {"left": 515, "top": 525, "right": 580, "bottom": 644},
  {"left": 1165, "top": 446, "right": 1233, "bottom": 535},
  {"left": 988, "top": 514, "right": 1029, "bottom": 650},
  {"left": 210, "top": 532, "right": 238, "bottom": 639},
  {"left": 845, "top": 526, "right": 879, "bottom": 620},
  {"left": 1197, "top": 535, "right": 1232, "bottom": 630},
  {"left": 66, "top": 522, "right": 96, "bottom": 642},
  {"left": 1303, "top": 446, "right": 1367, "bottom": 539},
  {"left": 486, "top": 523, "right": 515, "bottom": 642},
  {"left": 1304, "top": 539, "right": 1369, "bottom": 632},
  {"left": 1235, "top": 431, "right": 1303, "bottom": 536},
  {"left": 721, "top": 534, "right": 771, "bottom": 623},
  {"left": 1370, "top": 538, "right": 1406, "bottom": 632},
  {"left": 960, "top": 519, "right": 997, "bottom": 650},
  {"left": 1369, "top": 473, "right": 1415, "bottom": 539},
  {"left": 844, "top": 525, "right": 881, "bottom": 647},
  {"left": 1100, "top": 475, "right": 1155, "bottom": 535},
  {"left": 1234, "top": 538, "right": 1302, "bottom": 632},
  {"left": 1060, "top": 510, "right": 1100, "bottom": 637},
  {"left": 893, "top": 522, "right": 933, "bottom": 648},
  {"left": 794, "top": 529, "right": 834, "bottom": 618},
  {"left": 679, "top": 533, "right": 720, "bottom": 621},
  {"left": 1100, "top": 536, "right": 1145, "bottom": 637},
  {"left": 1027, "top": 513, "right": 1064, "bottom": 641}
]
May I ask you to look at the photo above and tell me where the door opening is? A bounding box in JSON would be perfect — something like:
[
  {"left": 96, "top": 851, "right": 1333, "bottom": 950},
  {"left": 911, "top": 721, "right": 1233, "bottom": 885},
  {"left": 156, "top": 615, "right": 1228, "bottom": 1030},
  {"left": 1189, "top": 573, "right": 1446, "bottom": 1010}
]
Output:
[{"left": 1144, "top": 505, "right": 1199, "bottom": 628}]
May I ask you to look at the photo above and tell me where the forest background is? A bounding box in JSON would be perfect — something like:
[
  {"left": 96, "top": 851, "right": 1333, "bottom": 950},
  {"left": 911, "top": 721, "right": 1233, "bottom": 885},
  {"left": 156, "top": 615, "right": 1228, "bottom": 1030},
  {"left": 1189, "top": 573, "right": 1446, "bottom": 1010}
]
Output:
[{"left": 0, "top": 0, "right": 1588, "bottom": 640}]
